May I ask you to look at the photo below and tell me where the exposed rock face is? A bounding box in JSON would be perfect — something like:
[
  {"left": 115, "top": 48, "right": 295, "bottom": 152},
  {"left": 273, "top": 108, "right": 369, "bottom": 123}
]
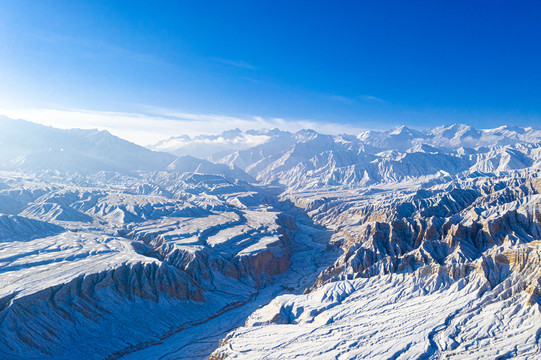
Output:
[
  {"left": 215, "top": 125, "right": 541, "bottom": 190},
  {"left": 0, "top": 171, "right": 295, "bottom": 359},
  {"left": 211, "top": 178, "right": 541, "bottom": 358},
  {"left": 2, "top": 121, "right": 541, "bottom": 359},
  {"left": 312, "top": 176, "right": 541, "bottom": 286},
  {"left": 1, "top": 262, "right": 206, "bottom": 357},
  {"left": 209, "top": 142, "right": 541, "bottom": 359}
]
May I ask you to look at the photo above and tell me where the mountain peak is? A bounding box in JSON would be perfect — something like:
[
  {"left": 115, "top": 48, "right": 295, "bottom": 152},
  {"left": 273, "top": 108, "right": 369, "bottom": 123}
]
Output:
[
  {"left": 220, "top": 128, "right": 243, "bottom": 139},
  {"left": 295, "top": 129, "right": 319, "bottom": 142},
  {"left": 388, "top": 125, "right": 425, "bottom": 138}
]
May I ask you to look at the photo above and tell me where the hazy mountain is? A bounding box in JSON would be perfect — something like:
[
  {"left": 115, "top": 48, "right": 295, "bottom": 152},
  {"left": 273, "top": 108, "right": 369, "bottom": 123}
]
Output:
[
  {"left": 216, "top": 125, "right": 541, "bottom": 190},
  {"left": 149, "top": 128, "right": 289, "bottom": 160},
  {"left": 0, "top": 116, "right": 176, "bottom": 173},
  {"left": 166, "top": 155, "right": 254, "bottom": 182}
]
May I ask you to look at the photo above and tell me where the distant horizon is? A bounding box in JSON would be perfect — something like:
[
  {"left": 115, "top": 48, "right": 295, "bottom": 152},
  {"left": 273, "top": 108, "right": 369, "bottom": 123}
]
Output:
[
  {"left": 1, "top": 112, "right": 539, "bottom": 148},
  {"left": 2, "top": 3, "right": 541, "bottom": 359},
  {"left": 1, "top": 2, "right": 540, "bottom": 141}
]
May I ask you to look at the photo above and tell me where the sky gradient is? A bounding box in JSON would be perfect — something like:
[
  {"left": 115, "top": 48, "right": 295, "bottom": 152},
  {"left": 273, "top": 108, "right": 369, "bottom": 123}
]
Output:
[{"left": 0, "top": 1, "right": 540, "bottom": 144}]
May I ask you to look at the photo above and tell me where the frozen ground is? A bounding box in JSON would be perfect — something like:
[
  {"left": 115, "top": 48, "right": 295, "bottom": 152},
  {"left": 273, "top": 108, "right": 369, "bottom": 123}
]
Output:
[
  {"left": 0, "top": 118, "right": 540, "bottom": 359},
  {"left": 212, "top": 242, "right": 541, "bottom": 359},
  {"left": 121, "top": 212, "right": 337, "bottom": 360}
]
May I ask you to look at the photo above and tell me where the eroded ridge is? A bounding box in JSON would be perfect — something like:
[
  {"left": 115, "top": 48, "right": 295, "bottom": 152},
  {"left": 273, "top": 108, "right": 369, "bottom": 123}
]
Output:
[
  {"left": 211, "top": 173, "right": 541, "bottom": 359},
  {"left": 1, "top": 120, "right": 541, "bottom": 359}
]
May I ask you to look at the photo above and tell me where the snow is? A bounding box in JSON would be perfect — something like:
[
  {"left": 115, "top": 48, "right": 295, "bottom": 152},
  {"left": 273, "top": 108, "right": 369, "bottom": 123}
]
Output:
[
  {"left": 214, "top": 271, "right": 541, "bottom": 359},
  {"left": 150, "top": 129, "right": 273, "bottom": 160},
  {"left": 0, "top": 117, "right": 540, "bottom": 359}
]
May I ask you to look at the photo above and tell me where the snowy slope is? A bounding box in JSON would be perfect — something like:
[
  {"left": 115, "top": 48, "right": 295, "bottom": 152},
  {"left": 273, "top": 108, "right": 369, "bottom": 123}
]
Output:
[
  {"left": 167, "top": 155, "right": 254, "bottom": 182},
  {"left": 0, "top": 171, "right": 294, "bottom": 360},
  {"left": 211, "top": 172, "right": 541, "bottom": 360},
  {"left": 150, "top": 128, "right": 288, "bottom": 160},
  {"left": 0, "top": 119, "right": 541, "bottom": 359},
  {"left": 215, "top": 125, "right": 541, "bottom": 189},
  {"left": 0, "top": 116, "right": 176, "bottom": 173}
]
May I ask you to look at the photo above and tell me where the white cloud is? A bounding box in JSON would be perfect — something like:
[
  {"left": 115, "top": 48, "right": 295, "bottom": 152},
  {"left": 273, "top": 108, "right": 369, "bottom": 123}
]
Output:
[
  {"left": 327, "top": 94, "right": 355, "bottom": 105},
  {"left": 359, "top": 95, "right": 387, "bottom": 103},
  {"left": 210, "top": 58, "right": 257, "bottom": 70},
  {"left": 326, "top": 94, "right": 388, "bottom": 105},
  {"left": 0, "top": 107, "right": 367, "bottom": 146},
  {"left": 35, "top": 31, "right": 166, "bottom": 66}
]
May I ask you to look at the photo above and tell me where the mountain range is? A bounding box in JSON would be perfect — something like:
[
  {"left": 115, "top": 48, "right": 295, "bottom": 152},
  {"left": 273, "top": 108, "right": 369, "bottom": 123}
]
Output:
[{"left": 0, "top": 116, "right": 540, "bottom": 359}]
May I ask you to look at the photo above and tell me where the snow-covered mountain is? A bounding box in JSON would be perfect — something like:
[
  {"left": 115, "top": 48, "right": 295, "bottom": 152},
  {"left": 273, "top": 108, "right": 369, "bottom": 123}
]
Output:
[
  {"left": 166, "top": 155, "right": 254, "bottom": 182},
  {"left": 149, "top": 128, "right": 289, "bottom": 160},
  {"left": 214, "top": 124, "right": 541, "bottom": 190},
  {"left": 1, "top": 118, "right": 540, "bottom": 359},
  {"left": 0, "top": 116, "right": 177, "bottom": 173},
  {"left": 211, "top": 173, "right": 541, "bottom": 359}
]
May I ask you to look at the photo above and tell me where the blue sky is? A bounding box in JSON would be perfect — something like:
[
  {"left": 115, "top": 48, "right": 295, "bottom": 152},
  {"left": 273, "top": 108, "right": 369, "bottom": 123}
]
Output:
[{"left": 0, "top": 1, "right": 540, "bottom": 143}]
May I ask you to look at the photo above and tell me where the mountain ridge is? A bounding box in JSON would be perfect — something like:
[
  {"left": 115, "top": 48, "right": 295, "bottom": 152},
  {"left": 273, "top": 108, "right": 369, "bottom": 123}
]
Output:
[{"left": 0, "top": 117, "right": 540, "bottom": 359}]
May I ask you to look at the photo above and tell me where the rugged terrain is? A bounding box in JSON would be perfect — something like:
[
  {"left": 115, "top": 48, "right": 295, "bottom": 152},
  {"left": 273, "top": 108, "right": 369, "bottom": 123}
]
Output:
[{"left": 0, "top": 117, "right": 540, "bottom": 359}]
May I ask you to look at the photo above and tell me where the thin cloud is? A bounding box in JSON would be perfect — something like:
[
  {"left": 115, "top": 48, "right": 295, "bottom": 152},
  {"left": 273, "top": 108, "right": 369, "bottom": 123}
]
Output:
[
  {"left": 359, "top": 95, "right": 387, "bottom": 104},
  {"left": 34, "top": 31, "right": 166, "bottom": 66},
  {"left": 211, "top": 57, "right": 257, "bottom": 70},
  {"left": 327, "top": 94, "right": 356, "bottom": 105},
  {"left": 326, "top": 94, "right": 387, "bottom": 105},
  {"left": 0, "top": 107, "right": 367, "bottom": 146}
]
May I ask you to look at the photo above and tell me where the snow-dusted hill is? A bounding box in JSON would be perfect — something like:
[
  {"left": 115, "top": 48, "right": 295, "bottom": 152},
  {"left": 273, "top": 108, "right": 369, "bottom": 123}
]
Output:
[
  {"left": 0, "top": 116, "right": 177, "bottom": 173},
  {"left": 149, "top": 128, "right": 288, "bottom": 160},
  {"left": 210, "top": 173, "right": 541, "bottom": 360},
  {"left": 0, "top": 171, "right": 297, "bottom": 360},
  {"left": 0, "top": 118, "right": 540, "bottom": 359},
  {"left": 215, "top": 124, "right": 541, "bottom": 190}
]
